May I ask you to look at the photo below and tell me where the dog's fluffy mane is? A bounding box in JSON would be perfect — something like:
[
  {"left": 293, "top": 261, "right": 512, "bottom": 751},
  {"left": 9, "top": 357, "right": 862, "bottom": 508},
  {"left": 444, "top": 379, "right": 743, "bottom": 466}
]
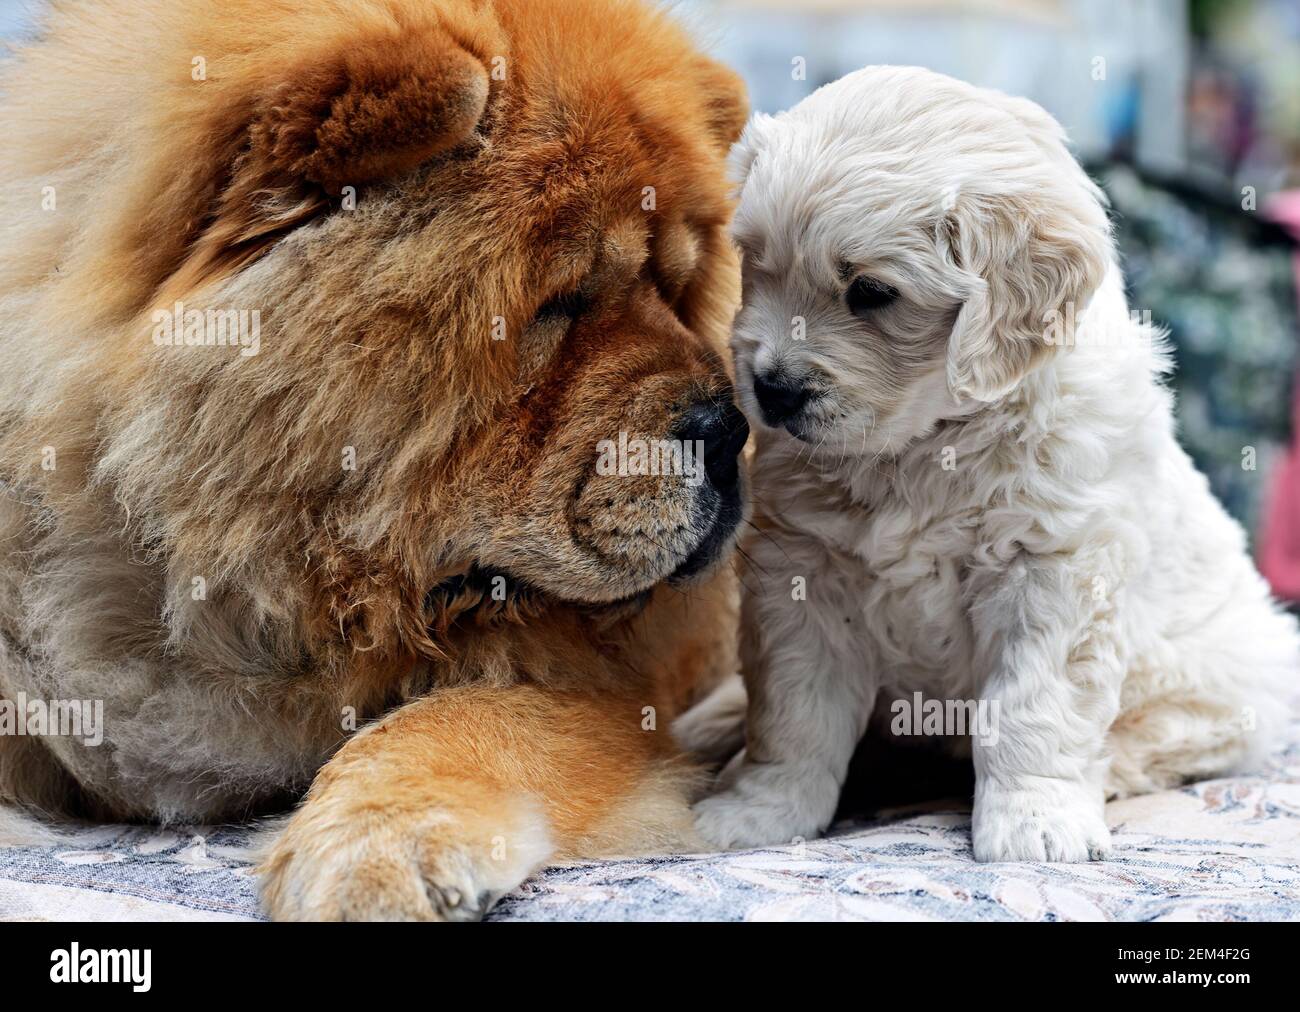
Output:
[
  {"left": 0, "top": 0, "right": 746, "bottom": 823},
  {"left": 2, "top": 0, "right": 739, "bottom": 645}
]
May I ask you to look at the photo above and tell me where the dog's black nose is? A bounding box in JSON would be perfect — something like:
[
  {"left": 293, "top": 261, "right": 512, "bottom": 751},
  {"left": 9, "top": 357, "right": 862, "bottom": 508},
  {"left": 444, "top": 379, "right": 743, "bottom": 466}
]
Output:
[
  {"left": 753, "top": 373, "right": 811, "bottom": 426},
  {"left": 677, "top": 400, "right": 749, "bottom": 493}
]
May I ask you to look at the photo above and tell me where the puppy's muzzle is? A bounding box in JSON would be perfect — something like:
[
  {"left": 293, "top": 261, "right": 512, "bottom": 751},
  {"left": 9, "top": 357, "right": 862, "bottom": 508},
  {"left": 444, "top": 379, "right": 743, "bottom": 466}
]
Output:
[{"left": 753, "top": 372, "right": 812, "bottom": 429}]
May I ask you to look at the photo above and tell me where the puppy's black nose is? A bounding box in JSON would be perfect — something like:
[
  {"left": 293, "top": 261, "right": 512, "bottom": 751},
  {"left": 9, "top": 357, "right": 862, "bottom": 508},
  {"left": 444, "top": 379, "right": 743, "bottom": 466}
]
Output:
[
  {"left": 677, "top": 400, "right": 749, "bottom": 493},
  {"left": 753, "top": 373, "right": 811, "bottom": 426}
]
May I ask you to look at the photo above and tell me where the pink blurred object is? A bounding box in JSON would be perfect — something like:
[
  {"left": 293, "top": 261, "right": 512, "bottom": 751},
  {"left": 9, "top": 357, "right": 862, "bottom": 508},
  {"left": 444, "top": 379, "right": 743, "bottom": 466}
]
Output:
[{"left": 1258, "top": 191, "right": 1300, "bottom": 602}]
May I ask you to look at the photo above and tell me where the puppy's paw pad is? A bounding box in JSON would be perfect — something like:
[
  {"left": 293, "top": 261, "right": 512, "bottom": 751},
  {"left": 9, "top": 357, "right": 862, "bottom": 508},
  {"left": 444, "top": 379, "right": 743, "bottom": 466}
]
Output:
[
  {"left": 973, "top": 785, "right": 1110, "bottom": 864},
  {"left": 693, "top": 762, "right": 837, "bottom": 850},
  {"left": 693, "top": 791, "right": 802, "bottom": 850}
]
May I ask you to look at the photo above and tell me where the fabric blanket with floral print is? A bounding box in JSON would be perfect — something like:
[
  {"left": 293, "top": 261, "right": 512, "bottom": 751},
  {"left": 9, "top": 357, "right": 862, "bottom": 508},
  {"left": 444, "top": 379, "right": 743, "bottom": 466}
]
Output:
[{"left": 2, "top": 718, "right": 1297, "bottom": 922}]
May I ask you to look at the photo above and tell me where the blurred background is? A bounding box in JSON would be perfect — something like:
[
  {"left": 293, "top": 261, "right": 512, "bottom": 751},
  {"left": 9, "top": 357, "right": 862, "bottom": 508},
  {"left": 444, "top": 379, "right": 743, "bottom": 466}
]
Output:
[{"left": 3, "top": 0, "right": 1299, "bottom": 601}]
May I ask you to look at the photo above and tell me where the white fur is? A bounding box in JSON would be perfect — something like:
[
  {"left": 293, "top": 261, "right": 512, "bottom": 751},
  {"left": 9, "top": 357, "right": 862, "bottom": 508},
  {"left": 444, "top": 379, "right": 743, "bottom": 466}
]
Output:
[
  {"left": 692, "top": 66, "right": 1300, "bottom": 861},
  {"left": 672, "top": 673, "right": 748, "bottom": 766},
  {"left": 0, "top": 805, "right": 64, "bottom": 847}
]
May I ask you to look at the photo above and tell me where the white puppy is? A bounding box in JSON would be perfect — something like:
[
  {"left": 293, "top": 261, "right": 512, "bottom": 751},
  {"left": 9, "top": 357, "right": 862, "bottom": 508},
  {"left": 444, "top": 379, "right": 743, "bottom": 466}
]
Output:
[{"left": 685, "top": 66, "right": 1300, "bottom": 862}]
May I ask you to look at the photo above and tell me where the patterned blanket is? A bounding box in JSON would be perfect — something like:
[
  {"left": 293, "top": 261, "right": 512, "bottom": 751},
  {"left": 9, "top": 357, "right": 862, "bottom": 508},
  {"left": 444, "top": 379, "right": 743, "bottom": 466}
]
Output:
[{"left": 3, "top": 721, "right": 1298, "bottom": 922}]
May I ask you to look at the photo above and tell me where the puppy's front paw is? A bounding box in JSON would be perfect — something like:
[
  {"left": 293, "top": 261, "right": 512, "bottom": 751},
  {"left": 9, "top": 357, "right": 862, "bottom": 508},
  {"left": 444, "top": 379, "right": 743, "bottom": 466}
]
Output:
[
  {"left": 258, "top": 801, "right": 552, "bottom": 921},
  {"left": 972, "top": 780, "right": 1111, "bottom": 863},
  {"left": 693, "top": 757, "right": 838, "bottom": 850}
]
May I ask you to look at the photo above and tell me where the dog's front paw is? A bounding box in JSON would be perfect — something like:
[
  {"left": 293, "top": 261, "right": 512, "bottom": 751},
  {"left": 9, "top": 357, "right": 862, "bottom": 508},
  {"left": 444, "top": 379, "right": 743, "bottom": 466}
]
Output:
[
  {"left": 258, "top": 802, "right": 551, "bottom": 921},
  {"left": 972, "top": 780, "right": 1111, "bottom": 863},
  {"left": 693, "top": 756, "right": 838, "bottom": 850}
]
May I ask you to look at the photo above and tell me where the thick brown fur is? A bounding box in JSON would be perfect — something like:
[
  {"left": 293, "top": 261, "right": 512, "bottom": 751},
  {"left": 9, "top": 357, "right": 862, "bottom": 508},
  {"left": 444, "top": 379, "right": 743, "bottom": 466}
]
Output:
[{"left": 0, "top": 0, "right": 747, "bottom": 919}]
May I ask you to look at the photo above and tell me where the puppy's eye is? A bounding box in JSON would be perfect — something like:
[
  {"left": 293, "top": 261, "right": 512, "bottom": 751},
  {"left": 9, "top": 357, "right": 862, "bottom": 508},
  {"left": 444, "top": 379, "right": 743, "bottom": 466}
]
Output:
[
  {"left": 846, "top": 277, "right": 899, "bottom": 318},
  {"left": 534, "top": 290, "right": 590, "bottom": 325}
]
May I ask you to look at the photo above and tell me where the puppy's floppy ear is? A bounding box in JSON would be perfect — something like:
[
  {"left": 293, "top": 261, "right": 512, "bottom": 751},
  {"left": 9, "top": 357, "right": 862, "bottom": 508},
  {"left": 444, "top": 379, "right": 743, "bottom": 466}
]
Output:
[{"left": 941, "top": 142, "right": 1112, "bottom": 403}]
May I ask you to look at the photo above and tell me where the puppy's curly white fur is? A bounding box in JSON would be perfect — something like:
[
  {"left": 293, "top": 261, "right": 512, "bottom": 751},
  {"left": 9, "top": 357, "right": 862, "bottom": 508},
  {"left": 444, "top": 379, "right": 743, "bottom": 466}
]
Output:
[{"left": 688, "top": 66, "right": 1300, "bottom": 861}]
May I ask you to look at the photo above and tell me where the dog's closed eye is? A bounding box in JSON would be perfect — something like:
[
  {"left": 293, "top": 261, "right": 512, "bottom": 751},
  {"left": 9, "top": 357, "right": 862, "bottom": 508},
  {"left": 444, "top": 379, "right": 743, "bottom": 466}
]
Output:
[
  {"left": 534, "top": 290, "right": 591, "bottom": 325},
  {"left": 846, "top": 276, "right": 899, "bottom": 318}
]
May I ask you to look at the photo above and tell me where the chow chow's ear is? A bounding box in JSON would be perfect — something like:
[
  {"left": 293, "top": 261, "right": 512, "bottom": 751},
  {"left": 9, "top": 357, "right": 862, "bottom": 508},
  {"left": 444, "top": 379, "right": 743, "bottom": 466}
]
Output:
[
  {"left": 167, "top": 18, "right": 493, "bottom": 296},
  {"left": 941, "top": 178, "right": 1112, "bottom": 404},
  {"left": 694, "top": 59, "right": 750, "bottom": 154},
  {"left": 247, "top": 30, "right": 490, "bottom": 194}
]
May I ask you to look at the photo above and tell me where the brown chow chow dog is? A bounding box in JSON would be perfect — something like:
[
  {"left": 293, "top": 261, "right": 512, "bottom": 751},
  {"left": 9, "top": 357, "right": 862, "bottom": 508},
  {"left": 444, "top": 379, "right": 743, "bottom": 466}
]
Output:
[{"left": 0, "top": 0, "right": 749, "bottom": 919}]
